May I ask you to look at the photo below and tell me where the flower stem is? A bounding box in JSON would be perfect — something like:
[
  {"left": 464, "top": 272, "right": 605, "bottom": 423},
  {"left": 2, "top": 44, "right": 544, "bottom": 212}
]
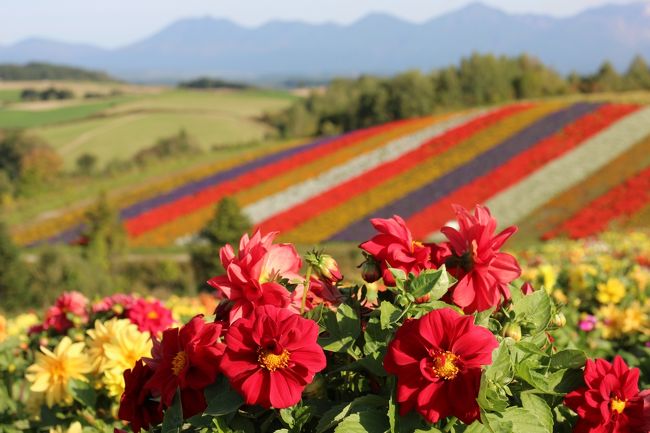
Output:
[
  {"left": 301, "top": 266, "right": 312, "bottom": 314},
  {"left": 442, "top": 416, "right": 458, "bottom": 432}
]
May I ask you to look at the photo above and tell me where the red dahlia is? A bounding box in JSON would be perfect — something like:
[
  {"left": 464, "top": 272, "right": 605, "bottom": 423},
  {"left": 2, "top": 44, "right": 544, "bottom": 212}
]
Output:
[
  {"left": 564, "top": 356, "right": 649, "bottom": 433},
  {"left": 118, "top": 360, "right": 163, "bottom": 433},
  {"left": 383, "top": 308, "right": 498, "bottom": 424},
  {"left": 360, "top": 215, "right": 432, "bottom": 286},
  {"left": 432, "top": 204, "right": 521, "bottom": 313},
  {"left": 145, "top": 315, "right": 224, "bottom": 418},
  {"left": 220, "top": 305, "right": 326, "bottom": 409}
]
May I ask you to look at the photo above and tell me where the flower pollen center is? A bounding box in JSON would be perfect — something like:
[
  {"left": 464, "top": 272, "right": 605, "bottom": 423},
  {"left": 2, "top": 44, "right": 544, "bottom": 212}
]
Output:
[
  {"left": 258, "top": 348, "right": 290, "bottom": 371},
  {"left": 432, "top": 351, "right": 459, "bottom": 380},
  {"left": 610, "top": 397, "right": 626, "bottom": 414},
  {"left": 171, "top": 351, "right": 187, "bottom": 376},
  {"left": 147, "top": 310, "right": 159, "bottom": 320},
  {"left": 411, "top": 240, "right": 424, "bottom": 252}
]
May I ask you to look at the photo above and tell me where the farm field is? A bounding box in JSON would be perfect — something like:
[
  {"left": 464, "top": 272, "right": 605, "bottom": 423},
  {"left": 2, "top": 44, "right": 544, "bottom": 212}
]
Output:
[
  {"left": 9, "top": 95, "right": 650, "bottom": 248},
  {"left": 0, "top": 81, "right": 296, "bottom": 168}
]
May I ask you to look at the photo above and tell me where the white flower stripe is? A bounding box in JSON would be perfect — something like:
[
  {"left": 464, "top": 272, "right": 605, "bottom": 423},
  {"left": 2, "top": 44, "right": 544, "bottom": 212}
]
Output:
[{"left": 243, "top": 109, "right": 491, "bottom": 224}]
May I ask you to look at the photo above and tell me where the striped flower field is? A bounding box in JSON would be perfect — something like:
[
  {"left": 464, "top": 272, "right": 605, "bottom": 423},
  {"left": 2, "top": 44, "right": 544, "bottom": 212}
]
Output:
[{"left": 12, "top": 99, "right": 650, "bottom": 247}]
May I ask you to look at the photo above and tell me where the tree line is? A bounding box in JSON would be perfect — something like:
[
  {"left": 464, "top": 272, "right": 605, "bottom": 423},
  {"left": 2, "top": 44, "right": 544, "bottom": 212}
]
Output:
[
  {"left": 267, "top": 53, "right": 650, "bottom": 137},
  {"left": 0, "top": 62, "right": 113, "bottom": 81}
]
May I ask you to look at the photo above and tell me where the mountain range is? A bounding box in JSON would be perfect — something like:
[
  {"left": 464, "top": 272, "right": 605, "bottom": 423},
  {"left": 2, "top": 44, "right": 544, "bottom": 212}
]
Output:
[{"left": 1, "top": 2, "right": 650, "bottom": 82}]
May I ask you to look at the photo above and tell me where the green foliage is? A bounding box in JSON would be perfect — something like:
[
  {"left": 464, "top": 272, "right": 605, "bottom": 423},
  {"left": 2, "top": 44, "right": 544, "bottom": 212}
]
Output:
[
  {"left": 133, "top": 129, "right": 202, "bottom": 167},
  {"left": 190, "top": 197, "right": 252, "bottom": 290},
  {"left": 75, "top": 153, "right": 98, "bottom": 175},
  {"left": 20, "top": 87, "right": 74, "bottom": 101},
  {"left": 0, "top": 222, "right": 29, "bottom": 312},
  {"left": 179, "top": 77, "right": 252, "bottom": 90},
  {"left": 82, "top": 193, "right": 126, "bottom": 269}
]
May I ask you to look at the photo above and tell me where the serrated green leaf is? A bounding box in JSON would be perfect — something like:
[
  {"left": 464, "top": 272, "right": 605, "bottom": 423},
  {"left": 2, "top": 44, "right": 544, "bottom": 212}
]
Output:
[
  {"left": 550, "top": 350, "right": 587, "bottom": 370},
  {"left": 316, "top": 395, "right": 387, "bottom": 433},
  {"left": 512, "top": 290, "right": 551, "bottom": 334},
  {"left": 334, "top": 411, "right": 388, "bottom": 433},
  {"left": 380, "top": 301, "right": 401, "bottom": 329},
  {"left": 521, "top": 393, "right": 553, "bottom": 432},
  {"left": 408, "top": 268, "right": 451, "bottom": 300}
]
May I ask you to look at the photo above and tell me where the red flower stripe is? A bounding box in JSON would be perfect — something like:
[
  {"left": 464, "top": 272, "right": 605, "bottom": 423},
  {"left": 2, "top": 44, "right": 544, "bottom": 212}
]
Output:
[
  {"left": 405, "top": 104, "right": 639, "bottom": 239},
  {"left": 256, "top": 104, "right": 531, "bottom": 234},
  {"left": 546, "top": 164, "right": 650, "bottom": 239},
  {"left": 124, "top": 116, "right": 430, "bottom": 237},
  {"left": 516, "top": 132, "right": 650, "bottom": 242}
]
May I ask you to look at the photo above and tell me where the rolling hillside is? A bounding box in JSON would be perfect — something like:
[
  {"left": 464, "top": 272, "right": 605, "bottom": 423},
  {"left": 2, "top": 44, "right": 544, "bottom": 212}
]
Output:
[{"left": 11, "top": 98, "right": 650, "bottom": 247}]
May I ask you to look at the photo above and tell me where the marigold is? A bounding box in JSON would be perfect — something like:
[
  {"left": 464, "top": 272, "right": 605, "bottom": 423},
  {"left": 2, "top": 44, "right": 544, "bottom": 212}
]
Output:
[
  {"left": 383, "top": 308, "right": 498, "bottom": 424},
  {"left": 26, "top": 337, "right": 92, "bottom": 407},
  {"left": 220, "top": 305, "right": 326, "bottom": 409}
]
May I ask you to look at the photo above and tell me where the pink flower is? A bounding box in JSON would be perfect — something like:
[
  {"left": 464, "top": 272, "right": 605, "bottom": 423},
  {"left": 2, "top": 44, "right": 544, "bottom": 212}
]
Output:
[
  {"left": 208, "top": 230, "right": 302, "bottom": 323},
  {"left": 42, "top": 291, "right": 89, "bottom": 333},
  {"left": 360, "top": 215, "right": 432, "bottom": 286},
  {"left": 431, "top": 205, "right": 521, "bottom": 313},
  {"left": 127, "top": 298, "right": 175, "bottom": 335},
  {"left": 92, "top": 294, "right": 137, "bottom": 315},
  {"left": 579, "top": 315, "right": 597, "bottom": 332}
]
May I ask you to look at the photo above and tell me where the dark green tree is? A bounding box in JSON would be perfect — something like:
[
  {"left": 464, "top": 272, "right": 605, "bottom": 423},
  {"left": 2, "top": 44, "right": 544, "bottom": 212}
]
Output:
[
  {"left": 76, "top": 153, "right": 98, "bottom": 175},
  {"left": 0, "top": 221, "right": 29, "bottom": 311},
  {"left": 82, "top": 193, "right": 126, "bottom": 269},
  {"left": 190, "top": 197, "right": 251, "bottom": 290},
  {"left": 624, "top": 55, "right": 650, "bottom": 90}
]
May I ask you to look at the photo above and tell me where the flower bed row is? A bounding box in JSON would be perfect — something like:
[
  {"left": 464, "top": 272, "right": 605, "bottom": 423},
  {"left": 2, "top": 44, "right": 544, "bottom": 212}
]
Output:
[
  {"left": 255, "top": 104, "right": 529, "bottom": 234},
  {"left": 282, "top": 101, "right": 567, "bottom": 244},
  {"left": 547, "top": 165, "right": 650, "bottom": 239},
  {"left": 515, "top": 133, "right": 650, "bottom": 241},
  {"left": 330, "top": 102, "right": 602, "bottom": 241},
  {"left": 481, "top": 105, "right": 650, "bottom": 237},
  {"left": 405, "top": 103, "right": 639, "bottom": 239},
  {"left": 128, "top": 115, "right": 447, "bottom": 246}
]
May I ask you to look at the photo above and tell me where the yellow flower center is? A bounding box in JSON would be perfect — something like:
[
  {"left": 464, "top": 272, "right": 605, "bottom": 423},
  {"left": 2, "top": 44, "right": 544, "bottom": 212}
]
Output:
[
  {"left": 258, "top": 348, "right": 290, "bottom": 371},
  {"left": 147, "top": 310, "right": 159, "bottom": 320},
  {"left": 171, "top": 351, "right": 187, "bottom": 376},
  {"left": 411, "top": 240, "right": 424, "bottom": 252},
  {"left": 432, "top": 351, "right": 460, "bottom": 380},
  {"left": 611, "top": 397, "right": 626, "bottom": 414}
]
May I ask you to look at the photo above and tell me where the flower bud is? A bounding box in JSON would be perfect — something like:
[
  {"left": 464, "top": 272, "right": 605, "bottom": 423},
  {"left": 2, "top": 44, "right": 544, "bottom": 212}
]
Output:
[
  {"left": 551, "top": 312, "right": 566, "bottom": 328},
  {"left": 361, "top": 258, "right": 381, "bottom": 283},
  {"left": 316, "top": 254, "right": 343, "bottom": 283},
  {"left": 503, "top": 323, "right": 522, "bottom": 342}
]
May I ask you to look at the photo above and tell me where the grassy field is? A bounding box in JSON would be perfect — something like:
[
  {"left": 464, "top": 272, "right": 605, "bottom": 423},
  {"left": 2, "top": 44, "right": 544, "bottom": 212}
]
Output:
[{"left": 0, "top": 81, "right": 297, "bottom": 169}]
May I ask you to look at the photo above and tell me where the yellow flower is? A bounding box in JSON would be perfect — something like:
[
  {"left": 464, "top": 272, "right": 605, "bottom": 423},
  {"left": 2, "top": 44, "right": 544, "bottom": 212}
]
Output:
[
  {"left": 6, "top": 313, "right": 39, "bottom": 337},
  {"left": 596, "top": 304, "right": 626, "bottom": 340},
  {"left": 568, "top": 264, "right": 597, "bottom": 292},
  {"left": 629, "top": 265, "right": 649, "bottom": 293},
  {"left": 26, "top": 337, "right": 91, "bottom": 408},
  {"left": 539, "top": 264, "right": 557, "bottom": 292},
  {"left": 622, "top": 302, "right": 648, "bottom": 335},
  {"left": 89, "top": 318, "right": 152, "bottom": 398},
  {"left": 87, "top": 318, "right": 133, "bottom": 373},
  {"left": 596, "top": 278, "right": 626, "bottom": 304},
  {"left": 49, "top": 421, "right": 82, "bottom": 433}
]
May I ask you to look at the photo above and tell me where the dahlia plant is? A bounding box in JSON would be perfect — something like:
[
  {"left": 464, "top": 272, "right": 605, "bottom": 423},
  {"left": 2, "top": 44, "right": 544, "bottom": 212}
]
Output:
[{"left": 1, "top": 204, "right": 648, "bottom": 433}]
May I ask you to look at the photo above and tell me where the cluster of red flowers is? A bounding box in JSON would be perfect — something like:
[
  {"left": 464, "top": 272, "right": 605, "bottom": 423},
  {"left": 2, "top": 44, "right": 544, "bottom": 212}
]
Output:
[
  {"left": 29, "top": 292, "right": 174, "bottom": 336},
  {"left": 360, "top": 204, "right": 521, "bottom": 313}
]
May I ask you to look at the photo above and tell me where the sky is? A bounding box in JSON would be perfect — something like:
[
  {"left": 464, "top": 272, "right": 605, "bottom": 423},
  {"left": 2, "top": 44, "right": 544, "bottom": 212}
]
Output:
[{"left": 0, "top": 0, "right": 643, "bottom": 48}]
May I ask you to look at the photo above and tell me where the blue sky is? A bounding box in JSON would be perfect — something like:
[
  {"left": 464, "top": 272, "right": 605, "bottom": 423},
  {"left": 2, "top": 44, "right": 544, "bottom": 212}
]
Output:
[{"left": 0, "top": 0, "right": 642, "bottom": 48}]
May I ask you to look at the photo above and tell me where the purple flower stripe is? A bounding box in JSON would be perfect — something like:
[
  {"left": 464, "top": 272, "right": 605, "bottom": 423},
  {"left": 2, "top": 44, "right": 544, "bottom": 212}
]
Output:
[
  {"left": 32, "top": 134, "right": 345, "bottom": 246},
  {"left": 328, "top": 102, "right": 601, "bottom": 242}
]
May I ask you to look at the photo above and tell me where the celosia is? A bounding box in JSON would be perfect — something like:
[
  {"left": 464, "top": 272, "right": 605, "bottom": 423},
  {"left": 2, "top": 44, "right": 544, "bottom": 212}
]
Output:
[
  {"left": 126, "top": 298, "right": 175, "bottom": 335},
  {"left": 145, "top": 315, "right": 224, "bottom": 418},
  {"left": 383, "top": 308, "right": 498, "bottom": 424},
  {"left": 431, "top": 204, "right": 521, "bottom": 313},
  {"left": 220, "top": 305, "right": 326, "bottom": 409},
  {"left": 207, "top": 230, "right": 302, "bottom": 322},
  {"left": 118, "top": 360, "right": 163, "bottom": 433},
  {"left": 564, "top": 356, "right": 648, "bottom": 433},
  {"left": 26, "top": 337, "right": 92, "bottom": 407},
  {"left": 360, "top": 215, "right": 432, "bottom": 286}
]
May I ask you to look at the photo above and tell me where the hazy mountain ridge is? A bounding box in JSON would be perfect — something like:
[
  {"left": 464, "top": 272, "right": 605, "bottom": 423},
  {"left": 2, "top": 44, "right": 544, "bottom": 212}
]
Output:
[{"left": 1, "top": 2, "right": 650, "bottom": 82}]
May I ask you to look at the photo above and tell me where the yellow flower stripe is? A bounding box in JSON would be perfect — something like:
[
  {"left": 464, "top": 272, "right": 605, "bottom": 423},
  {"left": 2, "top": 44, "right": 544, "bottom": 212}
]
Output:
[
  {"left": 283, "top": 102, "right": 567, "bottom": 244},
  {"left": 131, "top": 115, "right": 454, "bottom": 246},
  {"left": 11, "top": 139, "right": 305, "bottom": 245}
]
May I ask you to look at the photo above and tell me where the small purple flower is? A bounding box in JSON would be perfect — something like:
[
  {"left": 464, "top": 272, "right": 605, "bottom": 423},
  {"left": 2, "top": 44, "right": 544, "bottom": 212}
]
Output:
[
  {"left": 645, "top": 341, "right": 650, "bottom": 348},
  {"left": 578, "top": 315, "right": 597, "bottom": 332}
]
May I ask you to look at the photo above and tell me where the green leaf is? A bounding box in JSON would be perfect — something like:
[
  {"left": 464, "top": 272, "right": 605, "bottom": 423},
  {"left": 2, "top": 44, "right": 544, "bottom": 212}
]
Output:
[
  {"left": 550, "top": 350, "right": 587, "bottom": 370},
  {"left": 316, "top": 395, "right": 387, "bottom": 433},
  {"left": 334, "top": 411, "right": 389, "bottom": 433},
  {"left": 521, "top": 394, "right": 553, "bottom": 432},
  {"left": 319, "top": 303, "right": 361, "bottom": 354},
  {"left": 389, "top": 268, "right": 407, "bottom": 286},
  {"left": 162, "top": 389, "right": 184, "bottom": 433},
  {"left": 485, "top": 341, "right": 514, "bottom": 384},
  {"left": 69, "top": 379, "right": 97, "bottom": 408},
  {"left": 388, "top": 377, "right": 398, "bottom": 433},
  {"left": 512, "top": 290, "right": 551, "bottom": 334},
  {"left": 380, "top": 301, "right": 401, "bottom": 329},
  {"left": 204, "top": 376, "right": 244, "bottom": 416},
  {"left": 408, "top": 268, "right": 452, "bottom": 300}
]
